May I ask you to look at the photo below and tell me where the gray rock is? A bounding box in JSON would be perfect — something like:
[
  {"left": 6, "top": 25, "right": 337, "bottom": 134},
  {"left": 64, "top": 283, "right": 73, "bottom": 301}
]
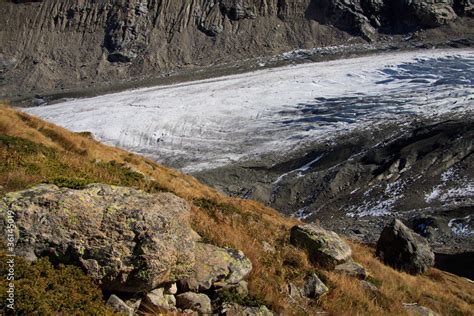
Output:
[
  {"left": 401, "top": 0, "right": 457, "bottom": 27},
  {"left": 0, "top": 184, "right": 199, "bottom": 292},
  {"left": 234, "top": 280, "right": 249, "bottom": 296},
  {"left": 456, "top": 0, "right": 474, "bottom": 16},
  {"left": 180, "top": 243, "right": 252, "bottom": 291},
  {"left": 404, "top": 303, "right": 440, "bottom": 316},
  {"left": 290, "top": 224, "right": 352, "bottom": 268},
  {"left": 220, "top": 0, "right": 257, "bottom": 20},
  {"left": 176, "top": 292, "right": 212, "bottom": 314},
  {"left": 376, "top": 219, "right": 435, "bottom": 274},
  {"left": 104, "top": 1, "right": 151, "bottom": 62},
  {"left": 106, "top": 295, "right": 134, "bottom": 316},
  {"left": 145, "top": 288, "right": 175, "bottom": 311},
  {"left": 310, "top": 0, "right": 378, "bottom": 41},
  {"left": 288, "top": 282, "right": 302, "bottom": 298},
  {"left": 302, "top": 273, "right": 329, "bottom": 298},
  {"left": 335, "top": 260, "right": 367, "bottom": 279},
  {"left": 197, "top": 2, "right": 225, "bottom": 36},
  {"left": 166, "top": 294, "right": 176, "bottom": 307},
  {"left": 221, "top": 303, "right": 273, "bottom": 315},
  {"left": 164, "top": 282, "right": 178, "bottom": 295},
  {"left": 125, "top": 298, "right": 142, "bottom": 312},
  {"left": 360, "top": 280, "right": 379, "bottom": 293}
]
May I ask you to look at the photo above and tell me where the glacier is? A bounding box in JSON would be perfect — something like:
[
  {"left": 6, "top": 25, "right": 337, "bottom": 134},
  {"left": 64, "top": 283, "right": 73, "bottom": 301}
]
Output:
[{"left": 24, "top": 49, "right": 474, "bottom": 172}]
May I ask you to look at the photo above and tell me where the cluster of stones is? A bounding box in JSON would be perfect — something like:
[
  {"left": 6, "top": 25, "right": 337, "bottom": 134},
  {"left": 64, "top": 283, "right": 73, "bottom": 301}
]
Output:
[
  {"left": 288, "top": 224, "right": 368, "bottom": 299},
  {"left": 289, "top": 219, "right": 437, "bottom": 316},
  {"left": 0, "top": 184, "right": 439, "bottom": 315},
  {"left": 106, "top": 241, "right": 262, "bottom": 315}
]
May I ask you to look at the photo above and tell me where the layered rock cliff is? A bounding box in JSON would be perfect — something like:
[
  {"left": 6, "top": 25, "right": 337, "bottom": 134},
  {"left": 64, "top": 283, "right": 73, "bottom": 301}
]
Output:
[{"left": 0, "top": 0, "right": 472, "bottom": 98}]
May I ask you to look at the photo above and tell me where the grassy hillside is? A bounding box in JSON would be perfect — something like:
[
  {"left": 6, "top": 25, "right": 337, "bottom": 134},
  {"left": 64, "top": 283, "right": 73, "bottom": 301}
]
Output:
[{"left": 0, "top": 104, "right": 473, "bottom": 315}]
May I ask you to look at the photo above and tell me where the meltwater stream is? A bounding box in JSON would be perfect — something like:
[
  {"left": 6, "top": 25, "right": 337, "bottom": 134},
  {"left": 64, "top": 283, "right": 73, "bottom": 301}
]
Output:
[{"left": 25, "top": 49, "right": 474, "bottom": 172}]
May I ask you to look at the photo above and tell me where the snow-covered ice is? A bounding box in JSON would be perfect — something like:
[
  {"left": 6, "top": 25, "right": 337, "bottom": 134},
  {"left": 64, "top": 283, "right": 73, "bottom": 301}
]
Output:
[
  {"left": 425, "top": 167, "right": 474, "bottom": 204},
  {"left": 24, "top": 49, "right": 474, "bottom": 172},
  {"left": 449, "top": 215, "right": 473, "bottom": 237}
]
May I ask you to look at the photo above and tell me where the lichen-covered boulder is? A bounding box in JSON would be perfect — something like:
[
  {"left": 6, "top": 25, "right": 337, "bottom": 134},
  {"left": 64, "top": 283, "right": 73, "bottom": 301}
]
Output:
[
  {"left": 376, "top": 219, "right": 435, "bottom": 274},
  {"left": 290, "top": 224, "right": 352, "bottom": 268},
  {"left": 0, "top": 184, "right": 199, "bottom": 292},
  {"left": 179, "top": 243, "right": 252, "bottom": 292}
]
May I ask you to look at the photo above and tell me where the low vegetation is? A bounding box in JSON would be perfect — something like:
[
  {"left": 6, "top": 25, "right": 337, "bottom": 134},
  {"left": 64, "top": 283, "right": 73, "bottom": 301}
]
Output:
[
  {"left": 0, "top": 104, "right": 473, "bottom": 315},
  {"left": 0, "top": 243, "right": 113, "bottom": 315}
]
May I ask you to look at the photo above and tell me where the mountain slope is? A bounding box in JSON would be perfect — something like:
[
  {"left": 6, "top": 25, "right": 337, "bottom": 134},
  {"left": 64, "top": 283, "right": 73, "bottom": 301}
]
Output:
[
  {"left": 1, "top": 104, "right": 473, "bottom": 314},
  {"left": 1, "top": 0, "right": 473, "bottom": 100}
]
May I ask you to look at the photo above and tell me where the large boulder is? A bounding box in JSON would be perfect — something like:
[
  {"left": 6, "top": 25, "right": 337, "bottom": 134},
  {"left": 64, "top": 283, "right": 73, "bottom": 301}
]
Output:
[
  {"left": 454, "top": 0, "right": 474, "bottom": 16},
  {"left": 179, "top": 243, "right": 252, "bottom": 292},
  {"left": 290, "top": 224, "right": 352, "bottom": 268},
  {"left": 376, "top": 219, "right": 435, "bottom": 274},
  {"left": 392, "top": 0, "right": 457, "bottom": 28},
  {"left": 310, "top": 0, "right": 377, "bottom": 41},
  {"left": 0, "top": 184, "right": 199, "bottom": 292}
]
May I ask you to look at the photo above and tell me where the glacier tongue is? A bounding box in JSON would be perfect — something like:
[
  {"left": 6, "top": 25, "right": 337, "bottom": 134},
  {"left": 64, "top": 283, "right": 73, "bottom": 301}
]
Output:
[{"left": 24, "top": 49, "right": 474, "bottom": 172}]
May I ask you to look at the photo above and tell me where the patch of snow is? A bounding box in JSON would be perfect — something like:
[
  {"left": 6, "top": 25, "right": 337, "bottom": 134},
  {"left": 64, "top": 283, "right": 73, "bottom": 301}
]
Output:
[
  {"left": 448, "top": 215, "right": 473, "bottom": 237},
  {"left": 346, "top": 198, "right": 394, "bottom": 218},
  {"left": 350, "top": 188, "right": 359, "bottom": 195},
  {"left": 292, "top": 207, "right": 314, "bottom": 220},
  {"left": 439, "top": 183, "right": 474, "bottom": 204},
  {"left": 441, "top": 167, "right": 457, "bottom": 182},
  {"left": 347, "top": 179, "right": 405, "bottom": 218},
  {"left": 273, "top": 155, "right": 324, "bottom": 185},
  {"left": 425, "top": 165, "right": 474, "bottom": 204},
  {"left": 425, "top": 188, "right": 441, "bottom": 203}
]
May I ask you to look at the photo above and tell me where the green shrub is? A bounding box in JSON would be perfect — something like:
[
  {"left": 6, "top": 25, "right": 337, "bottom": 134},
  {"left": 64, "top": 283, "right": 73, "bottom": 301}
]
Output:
[
  {"left": 0, "top": 244, "right": 112, "bottom": 315},
  {"left": 96, "top": 161, "right": 145, "bottom": 186},
  {"left": 0, "top": 134, "right": 54, "bottom": 157},
  {"left": 0, "top": 134, "right": 171, "bottom": 196},
  {"left": 366, "top": 275, "right": 383, "bottom": 288},
  {"left": 46, "top": 177, "right": 92, "bottom": 190},
  {"left": 216, "top": 287, "right": 268, "bottom": 308}
]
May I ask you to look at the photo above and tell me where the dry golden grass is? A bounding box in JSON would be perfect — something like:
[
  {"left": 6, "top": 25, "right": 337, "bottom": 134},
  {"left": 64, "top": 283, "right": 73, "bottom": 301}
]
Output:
[
  {"left": 1, "top": 104, "right": 473, "bottom": 315},
  {"left": 0, "top": 104, "right": 216, "bottom": 198}
]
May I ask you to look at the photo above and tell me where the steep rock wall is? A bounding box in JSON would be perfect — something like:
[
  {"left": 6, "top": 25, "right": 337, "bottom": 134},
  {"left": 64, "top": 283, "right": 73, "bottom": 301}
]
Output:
[
  {"left": 0, "top": 0, "right": 472, "bottom": 97},
  {"left": 1, "top": 0, "right": 347, "bottom": 96}
]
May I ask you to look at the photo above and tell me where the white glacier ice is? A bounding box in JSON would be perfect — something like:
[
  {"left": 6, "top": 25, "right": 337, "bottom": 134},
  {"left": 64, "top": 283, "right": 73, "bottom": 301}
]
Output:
[{"left": 24, "top": 49, "right": 474, "bottom": 172}]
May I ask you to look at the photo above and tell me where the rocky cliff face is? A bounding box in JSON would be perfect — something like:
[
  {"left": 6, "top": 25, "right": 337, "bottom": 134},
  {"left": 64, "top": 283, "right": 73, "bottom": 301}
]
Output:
[{"left": 0, "top": 0, "right": 472, "bottom": 98}]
